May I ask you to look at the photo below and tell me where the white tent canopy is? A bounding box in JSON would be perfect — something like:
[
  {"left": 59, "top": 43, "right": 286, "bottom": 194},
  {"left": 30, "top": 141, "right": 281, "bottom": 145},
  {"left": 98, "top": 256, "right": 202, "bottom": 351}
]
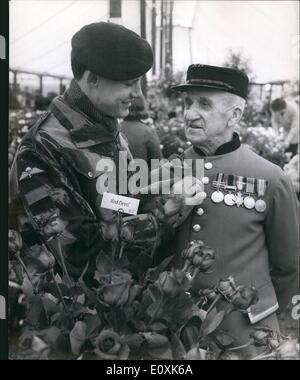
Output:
[{"left": 10, "top": 0, "right": 299, "bottom": 83}]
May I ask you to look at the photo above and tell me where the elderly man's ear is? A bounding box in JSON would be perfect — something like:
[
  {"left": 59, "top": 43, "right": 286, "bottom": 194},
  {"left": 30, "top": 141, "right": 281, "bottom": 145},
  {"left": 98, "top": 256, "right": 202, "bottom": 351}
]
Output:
[{"left": 227, "top": 106, "right": 243, "bottom": 128}]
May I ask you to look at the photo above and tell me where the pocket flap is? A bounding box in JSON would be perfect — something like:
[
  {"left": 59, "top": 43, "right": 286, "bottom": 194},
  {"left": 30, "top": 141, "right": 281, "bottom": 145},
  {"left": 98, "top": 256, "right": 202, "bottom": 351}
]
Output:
[
  {"left": 248, "top": 281, "right": 279, "bottom": 324},
  {"left": 60, "top": 147, "right": 114, "bottom": 180}
]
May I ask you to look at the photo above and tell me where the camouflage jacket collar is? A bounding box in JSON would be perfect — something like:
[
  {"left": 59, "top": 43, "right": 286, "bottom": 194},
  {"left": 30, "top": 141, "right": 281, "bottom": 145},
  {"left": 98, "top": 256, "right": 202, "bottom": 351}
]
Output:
[{"left": 50, "top": 80, "right": 120, "bottom": 149}]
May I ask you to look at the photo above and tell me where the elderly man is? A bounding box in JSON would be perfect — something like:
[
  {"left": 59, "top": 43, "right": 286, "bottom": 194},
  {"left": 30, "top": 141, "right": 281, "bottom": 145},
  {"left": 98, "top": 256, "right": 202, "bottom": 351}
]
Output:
[
  {"left": 9, "top": 22, "right": 196, "bottom": 279},
  {"left": 168, "top": 64, "right": 299, "bottom": 356}
]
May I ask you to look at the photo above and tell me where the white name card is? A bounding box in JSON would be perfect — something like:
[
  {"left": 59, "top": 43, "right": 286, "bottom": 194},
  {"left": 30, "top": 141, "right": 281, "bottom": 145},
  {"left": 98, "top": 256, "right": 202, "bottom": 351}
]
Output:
[{"left": 101, "top": 192, "right": 140, "bottom": 215}]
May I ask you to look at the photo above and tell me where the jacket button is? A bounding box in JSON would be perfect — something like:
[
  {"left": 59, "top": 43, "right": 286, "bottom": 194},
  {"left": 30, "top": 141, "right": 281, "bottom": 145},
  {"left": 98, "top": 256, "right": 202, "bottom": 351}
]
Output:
[
  {"left": 202, "top": 176, "right": 209, "bottom": 185},
  {"left": 193, "top": 224, "right": 201, "bottom": 232},
  {"left": 204, "top": 162, "right": 213, "bottom": 170},
  {"left": 88, "top": 171, "right": 93, "bottom": 178},
  {"left": 196, "top": 208, "right": 204, "bottom": 216}
]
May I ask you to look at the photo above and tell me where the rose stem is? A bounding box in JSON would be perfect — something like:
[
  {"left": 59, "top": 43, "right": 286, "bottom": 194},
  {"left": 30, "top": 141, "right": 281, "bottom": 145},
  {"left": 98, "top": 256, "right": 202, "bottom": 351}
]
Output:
[
  {"left": 146, "top": 296, "right": 166, "bottom": 329},
  {"left": 250, "top": 352, "right": 276, "bottom": 360},
  {"left": 50, "top": 269, "right": 68, "bottom": 312},
  {"left": 228, "top": 341, "right": 252, "bottom": 351},
  {"left": 206, "top": 294, "right": 222, "bottom": 314},
  {"left": 119, "top": 242, "right": 125, "bottom": 260},
  {"left": 55, "top": 238, "right": 72, "bottom": 286}
]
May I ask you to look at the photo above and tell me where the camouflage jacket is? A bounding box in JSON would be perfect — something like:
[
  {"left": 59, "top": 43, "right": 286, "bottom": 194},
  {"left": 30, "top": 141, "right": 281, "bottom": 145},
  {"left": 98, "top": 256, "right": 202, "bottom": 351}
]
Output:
[{"left": 9, "top": 81, "right": 164, "bottom": 278}]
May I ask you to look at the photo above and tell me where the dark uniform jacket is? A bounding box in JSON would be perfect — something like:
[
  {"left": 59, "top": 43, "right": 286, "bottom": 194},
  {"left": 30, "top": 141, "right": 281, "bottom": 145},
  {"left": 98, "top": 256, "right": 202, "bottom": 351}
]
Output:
[
  {"left": 9, "top": 80, "right": 160, "bottom": 278},
  {"left": 171, "top": 133, "right": 299, "bottom": 326},
  {"left": 121, "top": 119, "right": 162, "bottom": 168}
]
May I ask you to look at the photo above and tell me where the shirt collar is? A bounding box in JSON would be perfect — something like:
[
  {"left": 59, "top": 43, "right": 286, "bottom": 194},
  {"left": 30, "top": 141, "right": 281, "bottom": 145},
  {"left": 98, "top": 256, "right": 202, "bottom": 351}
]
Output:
[
  {"left": 193, "top": 132, "right": 241, "bottom": 157},
  {"left": 65, "top": 79, "right": 119, "bottom": 133},
  {"left": 50, "top": 80, "right": 120, "bottom": 149}
]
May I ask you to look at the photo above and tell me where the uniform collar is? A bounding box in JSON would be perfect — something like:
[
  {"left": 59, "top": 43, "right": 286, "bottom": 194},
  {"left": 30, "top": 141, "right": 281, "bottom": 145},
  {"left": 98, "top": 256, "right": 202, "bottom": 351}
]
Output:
[
  {"left": 193, "top": 132, "right": 241, "bottom": 157},
  {"left": 50, "top": 80, "right": 120, "bottom": 149}
]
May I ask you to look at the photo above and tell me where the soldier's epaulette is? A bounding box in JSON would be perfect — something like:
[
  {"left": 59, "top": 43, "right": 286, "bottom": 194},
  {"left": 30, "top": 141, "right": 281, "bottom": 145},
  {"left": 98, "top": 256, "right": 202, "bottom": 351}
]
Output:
[
  {"left": 22, "top": 111, "right": 52, "bottom": 144},
  {"left": 31, "top": 111, "right": 52, "bottom": 133}
]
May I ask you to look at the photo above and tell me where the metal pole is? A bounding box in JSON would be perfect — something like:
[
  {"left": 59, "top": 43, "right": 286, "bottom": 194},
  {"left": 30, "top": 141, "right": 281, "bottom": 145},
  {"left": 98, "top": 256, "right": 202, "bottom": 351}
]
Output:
[
  {"left": 164, "top": 0, "right": 168, "bottom": 72},
  {"left": 160, "top": 0, "right": 164, "bottom": 71},
  {"left": 140, "top": 0, "right": 147, "bottom": 96},
  {"left": 13, "top": 71, "right": 17, "bottom": 96},
  {"left": 151, "top": 0, "right": 157, "bottom": 75},
  {"left": 39, "top": 75, "right": 43, "bottom": 95},
  {"left": 169, "top": 0, "right": 174, "bottom": 74}
]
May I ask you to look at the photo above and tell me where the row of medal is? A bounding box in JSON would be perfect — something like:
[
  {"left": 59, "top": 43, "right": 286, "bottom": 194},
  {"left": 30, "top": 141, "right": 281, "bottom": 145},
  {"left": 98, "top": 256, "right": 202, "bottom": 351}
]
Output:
[{"left": 210, "top": 173, "right": 268, "bottom": 213}]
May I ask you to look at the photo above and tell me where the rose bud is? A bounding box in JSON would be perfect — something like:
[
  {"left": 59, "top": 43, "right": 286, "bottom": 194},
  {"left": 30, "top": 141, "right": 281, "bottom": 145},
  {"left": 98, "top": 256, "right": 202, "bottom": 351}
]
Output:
[
  {"left": 199, "top": 287, "right": 218, "bottom": 301},
  {"left": 172, "top": 269, "right": 191, "bottom": 291},
  {"left": 95, "top": 329, "right": 129, "bottom": 360},
  {"left": 192, "top": 253, "right": 203, "bottom": 267},
  {"left": 197, "top": 248, "right": 215, "bottom": 273},
  {"left": 143, "top": 333, "right": 169, "bottom": 349},
  {"left": 42, "top": 214, "right": 64, "bottom": 239},
  {"left": 217, "top": 276, "right": 237, "bottom": 300},
  {"left": 218, "top": 351, "right": 242, "bottom": 360},
  {"left": 18, "top": 331, "right": 33, "bottom": 350},
  {"left": 157, "top": 269, "right": 190, "bottom": 297},
  {"left": 183, "top": 240, "right": 205, "bottom": 260},
  {"left": 231, "top": 285, "right": 259, "bottom": 310},
  {"left": 8, "top": 229, "right": 23, "bottom": 257},
  {"left": 102, "top": 272, "right": 132, "bottom": 307},
  {"left": 250, "top": 328, "right": 273, "bottom": 347},
  {"left": 157, "top": 271, "right": 180, "bottom": 298},
  {"left": 120, "top": 222, "right": 135, "bottom": 242},
  {"left": 27, "top": 245, "right": 56, "bottom": 273},
  {"left": 185, "top": 345, "right": 204, "bottom": 360},
  {"left": 276, "top": 340, "right": 299, "bottom": 360}
]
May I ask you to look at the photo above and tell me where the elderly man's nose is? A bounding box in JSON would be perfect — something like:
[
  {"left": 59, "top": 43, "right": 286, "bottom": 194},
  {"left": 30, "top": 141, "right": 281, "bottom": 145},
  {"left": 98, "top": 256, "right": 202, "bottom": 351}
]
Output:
[{"left": 185, "top": 108, "right": 200, "bottom": 121}]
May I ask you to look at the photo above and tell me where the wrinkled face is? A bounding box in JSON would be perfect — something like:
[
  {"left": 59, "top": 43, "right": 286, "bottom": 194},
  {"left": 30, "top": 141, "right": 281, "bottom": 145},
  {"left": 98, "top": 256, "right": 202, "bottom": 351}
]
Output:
[
  {"left": 88, "top": 76, "right": 142, "bottom": 118},
  {"left": 183, "top": 90, "right": 234, "bottom": 146}
]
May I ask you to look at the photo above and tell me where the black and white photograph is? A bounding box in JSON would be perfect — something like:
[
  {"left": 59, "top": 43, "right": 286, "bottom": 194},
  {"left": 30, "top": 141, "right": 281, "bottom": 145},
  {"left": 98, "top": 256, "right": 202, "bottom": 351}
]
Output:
[{"left": 3, "top": 0, "right": 300, "bottom": 362}]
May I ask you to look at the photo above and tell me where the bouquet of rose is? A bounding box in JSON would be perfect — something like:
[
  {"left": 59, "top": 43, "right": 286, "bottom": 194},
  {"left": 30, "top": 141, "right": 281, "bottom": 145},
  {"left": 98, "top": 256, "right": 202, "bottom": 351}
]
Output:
[{"left": 8, "top": 221, "right": 299, "bottom": 360}]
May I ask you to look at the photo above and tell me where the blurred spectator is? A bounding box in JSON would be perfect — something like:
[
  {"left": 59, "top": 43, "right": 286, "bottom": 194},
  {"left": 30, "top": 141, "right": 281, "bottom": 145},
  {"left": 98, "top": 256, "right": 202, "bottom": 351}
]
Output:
[
  {"left": 168, "top": 111, "right": 176, "bottom": 120},
  {"left": 121, "top": 97, "right": 162, "bottom": 168},
  {"left": 284, "top": 147, "right": 300, "bottom": 199},
  {"left": 160, "top": 134, "right": 186, "bottom": 158},
  {"left": 34, "top": 91, "right": 48, "bottom": 111},
  {"left": 271, "top": 98, "right": 299, "bottom": 157}
]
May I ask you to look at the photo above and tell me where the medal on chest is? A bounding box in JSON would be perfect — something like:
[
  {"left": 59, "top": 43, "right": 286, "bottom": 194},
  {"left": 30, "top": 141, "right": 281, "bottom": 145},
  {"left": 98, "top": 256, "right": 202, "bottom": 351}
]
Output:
[
  {"left": 255, "top": 178, "right": 267, "bottom": 213},
  {"left": 211, "top": 173, "right": 225, "bottom": 203},
  {"left": 243, "top": 177, "right": 256, "bottom": 209},
  {"left": 224, "top": 174, "right": 237, "bottom": 206}
]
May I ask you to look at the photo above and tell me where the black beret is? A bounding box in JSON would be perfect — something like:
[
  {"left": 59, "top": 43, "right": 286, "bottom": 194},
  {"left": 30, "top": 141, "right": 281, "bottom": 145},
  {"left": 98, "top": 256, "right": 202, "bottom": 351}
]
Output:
[
  {"left": 71, "top": 22, "right": 153, "bottom": 81},
  {"left": 172, "top": 64, "right": 249, "bottom": 100}
]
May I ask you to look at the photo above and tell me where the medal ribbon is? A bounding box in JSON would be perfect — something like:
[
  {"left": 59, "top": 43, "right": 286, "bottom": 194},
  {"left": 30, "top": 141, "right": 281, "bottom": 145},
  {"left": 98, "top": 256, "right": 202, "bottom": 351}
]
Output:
[
  {"left": 212, "top": 173, "right": 224, "bottom": 189},
  {"left": 236, "top": 175, "right": 245, "bottom": 191},
  {"left": 245, "top": 177, "right": 255, "bottom": 194},
  {"left": 225, "top": 174, "right": 236, "bottom": 191},
  {"left": 256, "top": 179, "right": 267, "bottom": 198}
]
